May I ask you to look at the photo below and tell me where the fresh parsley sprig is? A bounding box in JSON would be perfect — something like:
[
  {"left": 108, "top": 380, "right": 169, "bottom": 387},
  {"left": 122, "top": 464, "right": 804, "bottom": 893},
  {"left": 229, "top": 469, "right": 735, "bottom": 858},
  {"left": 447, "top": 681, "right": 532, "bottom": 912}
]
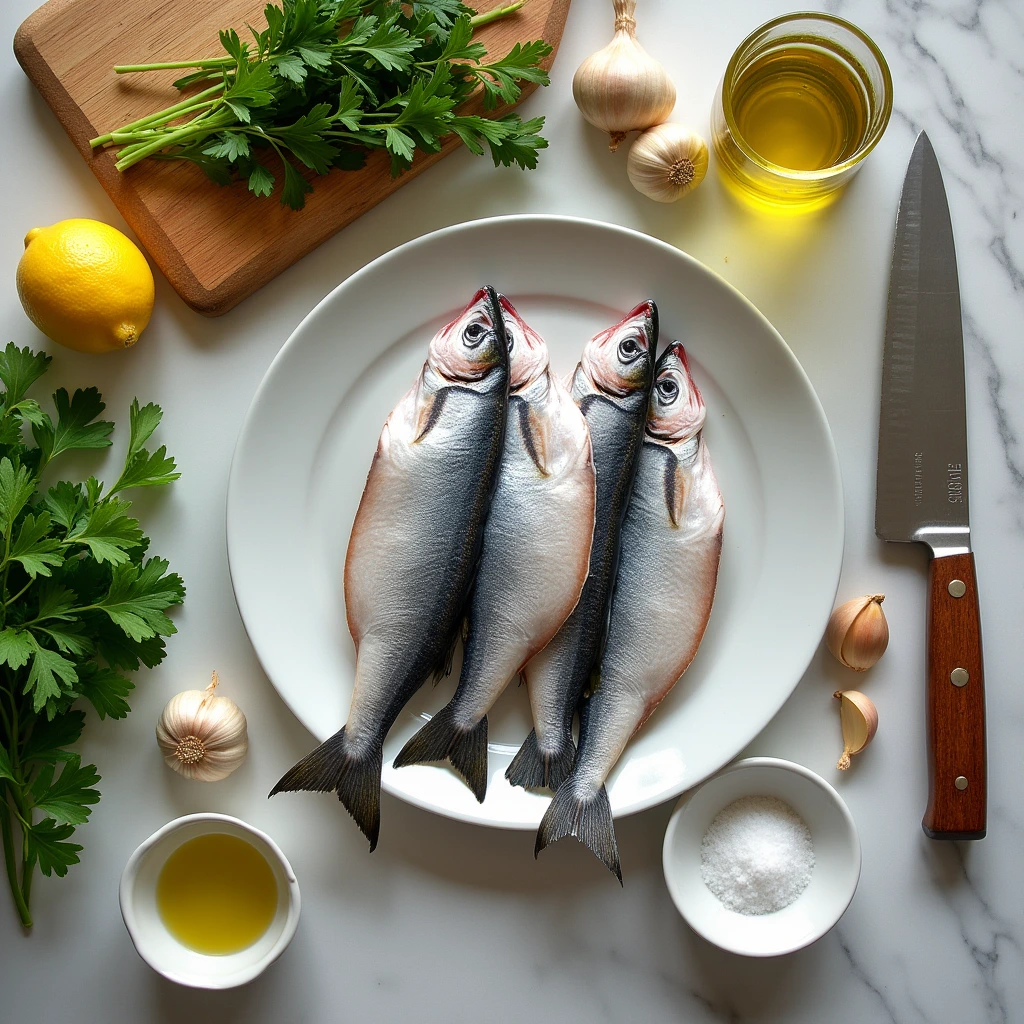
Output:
[
  {"left": 91, "top": 0, "right": 552, "bottom": 209},
  {"left": 0, "top": 345, "right": 184, "bottom": 928}
]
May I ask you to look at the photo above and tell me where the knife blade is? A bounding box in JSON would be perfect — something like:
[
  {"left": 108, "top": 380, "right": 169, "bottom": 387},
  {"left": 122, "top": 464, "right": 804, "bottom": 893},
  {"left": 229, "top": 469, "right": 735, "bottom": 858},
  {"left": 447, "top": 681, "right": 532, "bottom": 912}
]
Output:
[{"left": 876, "top": 131, "right": 986, "bottom": 840}]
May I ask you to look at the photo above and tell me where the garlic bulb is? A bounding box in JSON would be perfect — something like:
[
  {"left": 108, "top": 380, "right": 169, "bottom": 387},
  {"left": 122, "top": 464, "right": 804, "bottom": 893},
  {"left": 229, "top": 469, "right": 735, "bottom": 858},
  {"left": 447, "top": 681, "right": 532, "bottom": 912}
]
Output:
[
  {"left": 834, "top": 690, "right": 878, "bottom": 770},
  {"left": 156, "top": 672, "right": 248, "bottom": 781},
  {"left": 826, "top": 594, "right": 889, "bottom": 671},
  {"left": 627, "top": 123, "right": 708, "bottom": 202},
  {"left": 573, "top": 0, "right": 676, "bottom": 151}
]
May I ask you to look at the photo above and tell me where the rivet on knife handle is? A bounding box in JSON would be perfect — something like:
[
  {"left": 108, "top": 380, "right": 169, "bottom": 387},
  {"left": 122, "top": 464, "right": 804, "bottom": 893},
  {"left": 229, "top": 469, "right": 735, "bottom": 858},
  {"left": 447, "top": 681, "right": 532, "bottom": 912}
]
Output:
[{"left": 923, "top": 552, "right": 986, "bottom": 840}]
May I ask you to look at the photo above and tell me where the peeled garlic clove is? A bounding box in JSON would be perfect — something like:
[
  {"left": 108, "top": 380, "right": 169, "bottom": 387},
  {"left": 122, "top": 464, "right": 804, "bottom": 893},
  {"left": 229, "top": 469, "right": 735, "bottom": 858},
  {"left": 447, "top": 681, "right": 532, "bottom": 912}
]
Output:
[
  {"left": 572, "top": 0, "right": 677, "bottom": 151},
  {"left": 834, "top": 690, "right": 878, "bottom": 770},
  {"left": 156, "top": 671, "right": 248, "bottom": 782},
  {"left": 627, "top": 123, "right": 708, "bottom": 202},
  {"left": 825, "top": 594, "right": 889, "bottom": 670}
]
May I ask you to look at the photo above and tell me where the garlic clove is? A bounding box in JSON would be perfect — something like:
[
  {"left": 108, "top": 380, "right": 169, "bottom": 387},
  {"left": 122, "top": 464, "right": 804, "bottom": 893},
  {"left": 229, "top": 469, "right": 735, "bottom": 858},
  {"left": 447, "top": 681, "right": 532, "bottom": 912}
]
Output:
[
  {"left": 156, "top": 671, "right": 248, "bottom": 782},
  {"left": 825, "top": 594, "right": 889, "bottom": 671},
  {"left": 627, "top": 123, "right": 708, "bottom": 202},
  {"left": 572, "top": 0, "right": 677, "bottom": 151},
  {"left": 834, "top": 690, "right": 878, "bottom": 770}
]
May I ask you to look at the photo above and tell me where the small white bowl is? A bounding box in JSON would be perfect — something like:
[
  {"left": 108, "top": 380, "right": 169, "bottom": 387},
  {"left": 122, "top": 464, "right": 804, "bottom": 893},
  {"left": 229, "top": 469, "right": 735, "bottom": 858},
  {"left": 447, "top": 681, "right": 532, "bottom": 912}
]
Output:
[
  {"left": 120, "top": 813, "right": 301, "bottom": 988},
  {"left": 663, "top": 757, "right": 860, "bottom": 957}
]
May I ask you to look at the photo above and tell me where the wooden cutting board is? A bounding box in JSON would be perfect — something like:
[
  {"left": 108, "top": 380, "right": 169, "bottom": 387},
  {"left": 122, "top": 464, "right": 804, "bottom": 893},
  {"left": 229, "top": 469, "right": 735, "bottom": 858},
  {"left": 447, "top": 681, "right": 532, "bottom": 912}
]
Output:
[{"left": 14, "top": 0, "right": 571, "bottom": 316}]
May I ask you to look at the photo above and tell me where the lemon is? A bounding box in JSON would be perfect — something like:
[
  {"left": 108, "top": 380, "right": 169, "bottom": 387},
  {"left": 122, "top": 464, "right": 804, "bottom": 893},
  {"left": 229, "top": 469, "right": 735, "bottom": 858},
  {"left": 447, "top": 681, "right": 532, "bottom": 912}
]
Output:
[{"left": 16, "top": 219, "right": 155, "bottom": 354}]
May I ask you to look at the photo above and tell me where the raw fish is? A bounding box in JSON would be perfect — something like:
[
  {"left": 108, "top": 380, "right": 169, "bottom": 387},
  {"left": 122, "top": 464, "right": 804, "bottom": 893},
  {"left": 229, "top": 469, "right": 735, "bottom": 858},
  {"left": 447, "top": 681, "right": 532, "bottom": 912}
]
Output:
[
  {"left": 271, "top": 287, "right": 510, "bottom": 849},
  {"left": 535, "top": 343, "right": 724, "bottom": 881},
  {"left": 393, "top": 297, "right": 596, "bottom": 801},
  {"left": 506, "top": 302, "right": 657, "bottom": 792}
]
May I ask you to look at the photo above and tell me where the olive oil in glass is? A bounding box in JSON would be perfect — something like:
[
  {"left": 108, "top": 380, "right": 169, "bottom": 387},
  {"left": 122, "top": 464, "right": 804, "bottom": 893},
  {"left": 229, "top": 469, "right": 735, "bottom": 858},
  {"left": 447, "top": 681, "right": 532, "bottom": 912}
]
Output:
[
  {"left": 711, "top": 14, "right": 892, "bottom": 207},
  {"left": 732, "top": 49, "right": 868, "bottom": 172}
]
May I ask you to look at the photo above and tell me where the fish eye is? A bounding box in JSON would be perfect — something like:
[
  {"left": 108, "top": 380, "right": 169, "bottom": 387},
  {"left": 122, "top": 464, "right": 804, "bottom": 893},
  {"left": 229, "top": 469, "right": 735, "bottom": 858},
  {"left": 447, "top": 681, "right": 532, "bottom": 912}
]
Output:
[
  {"left": 463, "top": 321, "right": 489, "bottom": 347},
  {"left": 618, "top": 334, "right": 642, "bottom": 362},
  {"left": 657, "top": 377, "right": 679, "bottom": 403},
  {"left": 506, "top": 328, "right": 515, "bottom": 352}
]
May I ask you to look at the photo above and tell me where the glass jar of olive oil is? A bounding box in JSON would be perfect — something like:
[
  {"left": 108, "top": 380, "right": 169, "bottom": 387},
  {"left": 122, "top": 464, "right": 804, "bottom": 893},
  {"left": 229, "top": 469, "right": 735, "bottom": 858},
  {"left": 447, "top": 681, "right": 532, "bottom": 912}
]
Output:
[{"left": 711, "top": 13, "right": 892, "bottom": 208}]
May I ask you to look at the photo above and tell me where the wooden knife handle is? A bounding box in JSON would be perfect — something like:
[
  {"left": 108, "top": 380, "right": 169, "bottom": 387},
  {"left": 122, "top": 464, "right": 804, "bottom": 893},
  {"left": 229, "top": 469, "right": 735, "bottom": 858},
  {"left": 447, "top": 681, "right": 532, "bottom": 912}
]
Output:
[{"left": 923, "top": 552, "right": 986, "bottom": 839}]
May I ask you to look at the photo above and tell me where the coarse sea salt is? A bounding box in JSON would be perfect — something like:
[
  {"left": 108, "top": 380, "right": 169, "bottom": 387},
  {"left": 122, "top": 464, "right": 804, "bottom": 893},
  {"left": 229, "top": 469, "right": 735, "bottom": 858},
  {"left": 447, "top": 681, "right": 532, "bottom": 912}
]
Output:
[{"left": 700, "top": 795, "right": 814, "bottom": 915}]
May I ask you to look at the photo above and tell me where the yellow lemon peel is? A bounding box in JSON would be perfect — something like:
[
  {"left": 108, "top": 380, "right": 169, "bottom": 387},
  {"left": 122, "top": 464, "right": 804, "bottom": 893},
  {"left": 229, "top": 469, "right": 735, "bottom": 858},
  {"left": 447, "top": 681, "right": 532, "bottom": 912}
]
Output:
[{"left": 16, "top": 219, "right": 154, "bottom": 355}]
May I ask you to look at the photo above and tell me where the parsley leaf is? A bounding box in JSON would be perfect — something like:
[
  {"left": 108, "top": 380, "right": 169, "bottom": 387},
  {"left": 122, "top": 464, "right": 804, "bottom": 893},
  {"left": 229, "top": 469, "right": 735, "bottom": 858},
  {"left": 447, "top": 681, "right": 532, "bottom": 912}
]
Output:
[
  {"left": 0, "top": 345, "right": 51, "bottom": 408},
  {"left": 203, "top": 132, "right": 251, "bottom": 162},
  {"left": 33, "top": 388, "right": 114, "bottom": 465},
  {"left": 26, "top": 819, "right": 82, "bottom": 878},
  {"left": 21, "top": 711, "right": 85, "bottom": 764},
  {"left": 0, "top": 627, "right": 34, "bottom": 670},
  {"left": 32, "top": 755, "right": 100, "bottom": 825},
  {"left": 24, "top": 646, "right": 79, "bottom": 714},
  {"left": 44, "top": 481, "right": 86, "bottom": 531},
  {"left": 97, "top": 557, "right": 185, "bottom": 643},
  {"left": 66, "top": 499, "right": 144, "bottom": 566},
  {"left": 461, "top": 40, "right": 553, "bottom": 110},
  {"left": 248, "top": 162, "right": 276, "bottom": 197},
  {"left": 109, "top": 402, "right": 180, "bottom": 494},
  {"left": 281, "top": 160, "right": 315, "bottom": 210},
  {"left": 9, "top": 513, "right": 64, "bottom": 578},
  {"left": 273, "top": 104, "right": 340, "bottom": 174},
  {"left": 77, "top": 664, "right": 134, "bottom": 720},
  {"left": 0, "top": 458, "right": 37, "bottom": 534}
]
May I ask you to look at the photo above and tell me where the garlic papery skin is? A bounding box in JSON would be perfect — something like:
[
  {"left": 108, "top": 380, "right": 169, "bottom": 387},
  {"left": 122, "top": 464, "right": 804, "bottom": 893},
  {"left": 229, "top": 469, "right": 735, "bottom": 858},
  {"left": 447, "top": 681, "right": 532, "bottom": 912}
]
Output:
[
  {"left": 156, "top": 672, "right": 248, "bottom": 782},
  {"left": 825, "top": 594, "right": 889, "bottom": 671},
  {"left": 834, "top": 690, "right": 878, "bottom": 770},
  {"left": 572, "top": 0, "right": 676, "bottom": 151},
  {"left": 627, "top": 123, "right": 709, "bottom": 202}
]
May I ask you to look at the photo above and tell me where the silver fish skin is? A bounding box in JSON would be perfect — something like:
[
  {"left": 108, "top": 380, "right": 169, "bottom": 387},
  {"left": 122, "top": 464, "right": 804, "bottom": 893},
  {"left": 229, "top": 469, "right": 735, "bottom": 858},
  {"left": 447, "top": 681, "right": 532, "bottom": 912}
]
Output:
[
  {"left": 536, "top": 343, "right": 725, "bottom": 881},
  {"left": 271, "top": 287, "right": 509, "bottom": 849},
  {"left": 507, "top": 301, "right": 658, "bottom": 793},
  {"left": 393, "top": 297, "right": 596, "bottom": 801}
]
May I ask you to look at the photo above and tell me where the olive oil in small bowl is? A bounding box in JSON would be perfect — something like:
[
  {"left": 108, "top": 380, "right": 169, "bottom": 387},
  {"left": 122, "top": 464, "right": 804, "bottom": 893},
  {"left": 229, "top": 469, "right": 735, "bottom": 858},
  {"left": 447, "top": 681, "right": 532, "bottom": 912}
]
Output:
[
  {"left": 120, "top": 814, "right": 300, "bottom": 989},
  {"left": 712, "top": 13, "right": 892, "bottom": 208}
]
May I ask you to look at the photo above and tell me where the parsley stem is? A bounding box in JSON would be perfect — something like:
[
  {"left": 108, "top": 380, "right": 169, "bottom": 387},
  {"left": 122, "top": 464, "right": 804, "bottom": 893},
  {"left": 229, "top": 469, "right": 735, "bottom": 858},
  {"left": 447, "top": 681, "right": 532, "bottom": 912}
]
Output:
[
  {"left": 0, "top": 795, "right": 31, "bottom": 928},
  {"left": 89, "top": 84, "right": 224, "bottom": 147},
  {"left": 469, "top": 1, "right": 527, "bottom": 29},
  {"left": 114, "top": 57, "right": 235, "bottom": 73},
  {"left": 114, "top": 110, "right": 236, "bottom": 171},
  {"left": 21, "top": 833, "right": 34, "bottom": 911},
  {"left": 2, "top": 579, "right": 33, "bottom": 609},
  {"left": 106, "top": 100, "right": 223, "bottom": 144}
]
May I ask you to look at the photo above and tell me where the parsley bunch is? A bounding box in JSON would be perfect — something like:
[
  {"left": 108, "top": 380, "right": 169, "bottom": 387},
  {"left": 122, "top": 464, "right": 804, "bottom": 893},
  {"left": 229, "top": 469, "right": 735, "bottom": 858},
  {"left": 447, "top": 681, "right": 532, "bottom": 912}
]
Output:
[
  {"left": 90, "top": 0, "right": 553, "bottom": 209},
  {"left": 0, "top": 346, "right": 184, "bottom": 928}
]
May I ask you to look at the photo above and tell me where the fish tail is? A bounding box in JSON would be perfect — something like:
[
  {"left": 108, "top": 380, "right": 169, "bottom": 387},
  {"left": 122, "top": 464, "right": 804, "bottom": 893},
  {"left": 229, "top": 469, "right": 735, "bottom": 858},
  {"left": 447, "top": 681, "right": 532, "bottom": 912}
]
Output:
[
  {"left": 535, "top": 778, "right": 621, "bottom": 884},
  {"left": 270, "top": 727, "right": 383, "bottom": 851},
  {"left": 392, "top": 704, "right": 489, "bottom": 803},
  {"left": 505, "top": 728, "right": 576, "bottom": 791}
]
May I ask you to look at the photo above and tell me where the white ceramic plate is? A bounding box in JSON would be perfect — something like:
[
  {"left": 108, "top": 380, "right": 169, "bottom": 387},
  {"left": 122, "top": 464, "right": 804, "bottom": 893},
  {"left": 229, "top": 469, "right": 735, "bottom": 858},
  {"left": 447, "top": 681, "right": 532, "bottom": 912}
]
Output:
[{"left": 227, "top": 215, "right": 843, "bottom": 830}]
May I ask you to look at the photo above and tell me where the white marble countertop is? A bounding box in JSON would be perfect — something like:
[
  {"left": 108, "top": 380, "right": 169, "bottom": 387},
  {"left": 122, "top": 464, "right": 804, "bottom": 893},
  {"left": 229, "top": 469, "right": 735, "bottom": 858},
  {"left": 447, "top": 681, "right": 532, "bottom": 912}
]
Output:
[{"left": 2, "top": 0, "right": 1022, "bottom": 1020}]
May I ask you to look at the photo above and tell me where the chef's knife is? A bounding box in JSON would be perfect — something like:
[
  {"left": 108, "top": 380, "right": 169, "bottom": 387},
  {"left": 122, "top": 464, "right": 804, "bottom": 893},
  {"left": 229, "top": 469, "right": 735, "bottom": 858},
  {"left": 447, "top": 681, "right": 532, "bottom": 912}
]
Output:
[{"left": 876, "top": 131, "right": 985, "bottom": 840}]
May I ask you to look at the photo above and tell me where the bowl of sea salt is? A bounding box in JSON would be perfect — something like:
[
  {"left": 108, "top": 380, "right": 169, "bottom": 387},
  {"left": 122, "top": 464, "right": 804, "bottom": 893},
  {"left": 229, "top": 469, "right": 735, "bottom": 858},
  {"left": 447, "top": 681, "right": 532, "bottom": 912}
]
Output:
[{"left": 662, "top": 757, "right": 860, "bottom": 956}]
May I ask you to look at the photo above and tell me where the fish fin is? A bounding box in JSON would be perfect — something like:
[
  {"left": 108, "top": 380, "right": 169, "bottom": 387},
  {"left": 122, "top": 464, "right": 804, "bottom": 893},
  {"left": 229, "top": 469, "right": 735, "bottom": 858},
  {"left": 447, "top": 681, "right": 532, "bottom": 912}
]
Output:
[
  {"left": 393, "top": 705, "right": 489, "bottom": 803},
  {"left": 430, "top": 628, "right": 461, "bottom": 684},
  {"left": 413, "top": 387, "right": 451, "bottom": 443},
  {"left": 505, "top": 728, "right": 576, "bottom": 791},
  {"left": 270, "top": 727, "right": 383, "bottom": 851},
  {"left": 663, "top": 457, "right": 687, "bottom": 528},
  {"left": 515, "top": 399, "right": 550, "bottom": 476},
  {"left": 535, "top": 780, "right": 621, "bottom": 884}
]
